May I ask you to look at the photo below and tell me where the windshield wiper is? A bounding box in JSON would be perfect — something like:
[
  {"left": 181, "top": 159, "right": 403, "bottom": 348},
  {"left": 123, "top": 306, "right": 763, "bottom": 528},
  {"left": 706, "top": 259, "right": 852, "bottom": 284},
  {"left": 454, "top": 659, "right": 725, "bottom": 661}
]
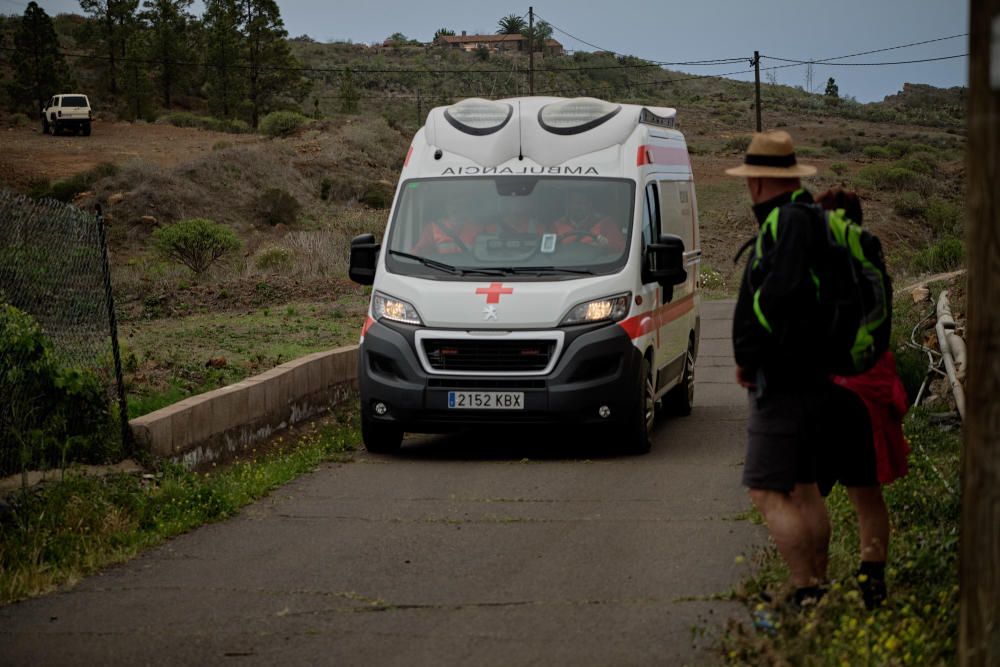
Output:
[
  {"left": 387, "top": 250, "right": 506, "bottom": 276},
  {"left": 481, "top": 266, "right": 596, "bottom": 276},
  {"left": 388, "top": 249, "right": 462, "bottom": 274}
]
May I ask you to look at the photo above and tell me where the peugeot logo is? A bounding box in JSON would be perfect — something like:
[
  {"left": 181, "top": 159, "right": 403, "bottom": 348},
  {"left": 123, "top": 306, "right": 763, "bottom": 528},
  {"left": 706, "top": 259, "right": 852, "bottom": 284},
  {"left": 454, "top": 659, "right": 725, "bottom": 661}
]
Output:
[{"left": 483, "top": 305, "right": 498, "bottom": 321}]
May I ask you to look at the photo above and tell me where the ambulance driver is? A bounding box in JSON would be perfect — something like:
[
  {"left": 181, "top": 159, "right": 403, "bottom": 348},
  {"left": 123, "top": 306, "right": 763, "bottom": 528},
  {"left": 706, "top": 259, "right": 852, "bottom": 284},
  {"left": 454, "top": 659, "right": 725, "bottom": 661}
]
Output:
[{"left": 411, "top": 197, "right": 482, "bottom": 256}]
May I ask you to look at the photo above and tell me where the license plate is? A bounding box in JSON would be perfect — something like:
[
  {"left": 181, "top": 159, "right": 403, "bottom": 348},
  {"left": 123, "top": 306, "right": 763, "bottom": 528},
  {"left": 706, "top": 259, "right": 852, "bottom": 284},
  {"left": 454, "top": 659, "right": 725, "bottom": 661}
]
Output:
[{"left": 447, "top": 391, "right": 524, "bottom": 410}]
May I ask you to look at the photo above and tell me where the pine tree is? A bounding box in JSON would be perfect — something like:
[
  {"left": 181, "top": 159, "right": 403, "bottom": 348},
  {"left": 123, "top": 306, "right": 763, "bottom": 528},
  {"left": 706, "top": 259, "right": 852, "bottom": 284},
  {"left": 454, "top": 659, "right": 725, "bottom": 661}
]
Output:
[
  {"left": 202, "top": 0, "right": 244, "bottom": 118},
  {"left": 140, "top": 0, "right": 193, "bottom": 108},
  {"left": 239, "top": 0, "right": 303, "bottom": 128},
  {"left": 79, "top": 0, "right": 140, "bottom": 97},
  {"left": 339, "top": 68, "right": 359, "bottom": 113},
  {"left": 825, "top": 77, "right": 839, "bottom": 99},
  {"left": 8, "top": 2, "right": 68, "bottom": 113},
  {"left": 120, "top": 28, "right": 154, "bottom": 120}
]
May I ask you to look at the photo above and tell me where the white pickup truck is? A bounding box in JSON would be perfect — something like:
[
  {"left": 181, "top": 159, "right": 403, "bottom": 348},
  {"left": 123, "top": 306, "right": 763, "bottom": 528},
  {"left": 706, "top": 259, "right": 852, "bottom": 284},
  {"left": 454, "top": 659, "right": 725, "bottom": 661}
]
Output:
[{"left": 41, "top": 94, "right": 93, "bottom": 136}]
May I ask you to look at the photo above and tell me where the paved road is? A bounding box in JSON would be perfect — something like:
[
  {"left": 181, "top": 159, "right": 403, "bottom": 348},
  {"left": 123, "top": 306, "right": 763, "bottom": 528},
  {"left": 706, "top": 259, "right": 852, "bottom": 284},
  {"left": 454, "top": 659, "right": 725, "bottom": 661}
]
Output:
[{"left": 0, "top": 300, "right": 762, "bottom": 666}]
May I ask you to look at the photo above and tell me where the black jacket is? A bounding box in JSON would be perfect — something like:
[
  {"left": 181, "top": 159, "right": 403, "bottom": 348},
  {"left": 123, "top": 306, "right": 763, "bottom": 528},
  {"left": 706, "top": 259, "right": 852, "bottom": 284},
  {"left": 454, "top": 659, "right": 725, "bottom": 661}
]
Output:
[{"left": 732, "top": 189, "right": 829, "bottom": 389}]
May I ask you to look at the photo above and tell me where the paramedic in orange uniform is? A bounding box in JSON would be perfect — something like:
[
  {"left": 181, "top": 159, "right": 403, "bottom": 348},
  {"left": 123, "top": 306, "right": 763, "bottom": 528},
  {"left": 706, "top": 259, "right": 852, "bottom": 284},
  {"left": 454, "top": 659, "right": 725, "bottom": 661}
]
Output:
[
  {"left": 552, "top": 190, "right": 626, "bottom": 252},
  {"left": 411, "top": 199, "right": 483, "bottom": 256}
]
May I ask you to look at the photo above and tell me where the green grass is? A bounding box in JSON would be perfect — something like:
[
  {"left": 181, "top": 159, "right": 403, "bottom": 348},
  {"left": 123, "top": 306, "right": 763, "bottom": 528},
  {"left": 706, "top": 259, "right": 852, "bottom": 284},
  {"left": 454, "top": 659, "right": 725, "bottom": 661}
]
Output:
[
  {"left": 720, "top": 297, "right": 960, "bottom": 666},
  {"left": 122, "top": 298, "right": 367, "bottom": 417},
  {"left": 912, "top": 236, "right": 964, "bottom": 275},
  {"left": 0, "top": 409, "right": 360, "bottom": 605}
]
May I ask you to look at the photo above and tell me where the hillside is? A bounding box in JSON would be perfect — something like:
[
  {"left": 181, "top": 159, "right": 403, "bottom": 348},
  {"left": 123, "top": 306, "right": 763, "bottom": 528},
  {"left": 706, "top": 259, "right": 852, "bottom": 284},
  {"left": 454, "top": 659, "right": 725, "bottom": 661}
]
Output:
[{"left": 0, "top": 34, "right": 967, "bottom": 416}]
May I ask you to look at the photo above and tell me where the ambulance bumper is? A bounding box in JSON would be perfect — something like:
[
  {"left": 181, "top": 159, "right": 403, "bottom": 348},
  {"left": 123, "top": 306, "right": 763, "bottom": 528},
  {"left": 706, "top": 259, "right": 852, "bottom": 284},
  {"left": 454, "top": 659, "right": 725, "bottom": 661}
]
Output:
[{"left": 358, "top": 319, "right": 643, "bottom": 431}]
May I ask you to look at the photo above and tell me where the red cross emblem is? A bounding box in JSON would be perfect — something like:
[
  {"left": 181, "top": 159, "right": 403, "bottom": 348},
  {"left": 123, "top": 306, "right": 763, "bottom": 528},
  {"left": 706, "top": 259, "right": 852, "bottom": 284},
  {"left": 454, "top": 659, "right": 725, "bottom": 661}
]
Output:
[{"left": 475, "top": 282, "right": 514, "bottom": 304}]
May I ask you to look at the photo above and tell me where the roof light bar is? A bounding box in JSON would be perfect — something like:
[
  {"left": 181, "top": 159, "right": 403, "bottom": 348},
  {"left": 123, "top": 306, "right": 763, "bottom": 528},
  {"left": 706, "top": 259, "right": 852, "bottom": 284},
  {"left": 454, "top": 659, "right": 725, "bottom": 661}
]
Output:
[
  {"left": 538, "top": 97, "right": 621, "bottom": 135},
  {"left": 443, "top": 98, "right": 513, "bottom": 136}
]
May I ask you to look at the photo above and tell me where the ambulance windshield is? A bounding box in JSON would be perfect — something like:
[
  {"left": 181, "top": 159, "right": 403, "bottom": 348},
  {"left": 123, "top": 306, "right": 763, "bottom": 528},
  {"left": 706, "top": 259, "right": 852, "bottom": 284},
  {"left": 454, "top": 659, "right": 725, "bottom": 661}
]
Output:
[{"left": 385, "top": 177, "right": 635, "bottom": 279}]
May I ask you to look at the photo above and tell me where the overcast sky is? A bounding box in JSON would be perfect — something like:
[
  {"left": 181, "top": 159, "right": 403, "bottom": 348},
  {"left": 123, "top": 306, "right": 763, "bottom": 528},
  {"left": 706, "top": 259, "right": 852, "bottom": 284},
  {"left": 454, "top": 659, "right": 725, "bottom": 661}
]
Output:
[{"left": 5, "top": 0, "right": 969, "bottom": 103}]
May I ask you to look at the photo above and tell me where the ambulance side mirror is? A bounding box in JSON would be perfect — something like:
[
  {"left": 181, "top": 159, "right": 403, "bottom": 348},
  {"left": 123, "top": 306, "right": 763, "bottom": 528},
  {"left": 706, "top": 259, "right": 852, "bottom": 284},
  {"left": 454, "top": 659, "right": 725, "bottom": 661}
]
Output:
[
  {"left": 349, "top": 233, "right": 380, "bottom": 285},
  {"left": 644, "top": 234, "right": 687, "bottom": 288}
]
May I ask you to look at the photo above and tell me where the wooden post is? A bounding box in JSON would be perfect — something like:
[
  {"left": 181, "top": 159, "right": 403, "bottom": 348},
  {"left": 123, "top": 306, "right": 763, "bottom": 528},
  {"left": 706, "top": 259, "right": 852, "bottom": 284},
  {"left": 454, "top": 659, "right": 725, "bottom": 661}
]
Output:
[
  {"left": 961, "top": 1, "right": 1000, "bottom": 664},
  {"left": 528, "top": 7, "right": 535, "bottom": 96},
  {"left": 754, "top": 51, "right": 762, "bottom": 132}
]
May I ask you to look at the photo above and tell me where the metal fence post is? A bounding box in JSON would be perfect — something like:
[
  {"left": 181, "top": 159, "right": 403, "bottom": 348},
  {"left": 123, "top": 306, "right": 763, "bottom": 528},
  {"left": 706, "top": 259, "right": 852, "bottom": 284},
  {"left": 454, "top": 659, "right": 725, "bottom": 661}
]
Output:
[{"left": 95, "top": 204, "right": 132, "bottom": 455}]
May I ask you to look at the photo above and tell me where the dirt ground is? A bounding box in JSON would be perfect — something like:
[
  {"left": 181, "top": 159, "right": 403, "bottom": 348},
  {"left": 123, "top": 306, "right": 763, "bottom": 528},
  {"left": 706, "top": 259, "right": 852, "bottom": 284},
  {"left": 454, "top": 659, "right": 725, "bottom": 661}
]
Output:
[{"left": 0, "top": 121, "right": 260, "bottom": 189}]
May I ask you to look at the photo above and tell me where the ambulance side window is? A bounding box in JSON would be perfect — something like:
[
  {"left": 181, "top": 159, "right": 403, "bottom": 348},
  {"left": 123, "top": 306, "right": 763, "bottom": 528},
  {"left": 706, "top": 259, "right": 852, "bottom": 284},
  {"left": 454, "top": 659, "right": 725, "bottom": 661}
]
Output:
[
  {"left": 641, "top": 182, "right": 660, "bottom": 248},
  {"left": 657, "top": 180, "right": 694, "bottom": 252}
]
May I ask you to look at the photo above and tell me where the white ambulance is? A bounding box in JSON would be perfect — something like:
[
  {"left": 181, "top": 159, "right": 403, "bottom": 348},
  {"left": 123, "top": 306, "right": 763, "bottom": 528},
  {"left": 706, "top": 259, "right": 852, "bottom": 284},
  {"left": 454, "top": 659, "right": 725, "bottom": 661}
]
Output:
[{"left": 349, "top": 97, "right": 701, "bottom": 454}]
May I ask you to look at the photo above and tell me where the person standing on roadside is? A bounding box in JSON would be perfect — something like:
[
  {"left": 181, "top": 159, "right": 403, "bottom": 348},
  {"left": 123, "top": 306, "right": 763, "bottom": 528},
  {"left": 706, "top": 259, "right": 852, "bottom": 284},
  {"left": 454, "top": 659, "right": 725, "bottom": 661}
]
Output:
[
  {"left": 726, "top": 131, "right": 832, "bottom": 607},
  {"left": 815, "top": 188, "right": 911, "bottom": 610}
]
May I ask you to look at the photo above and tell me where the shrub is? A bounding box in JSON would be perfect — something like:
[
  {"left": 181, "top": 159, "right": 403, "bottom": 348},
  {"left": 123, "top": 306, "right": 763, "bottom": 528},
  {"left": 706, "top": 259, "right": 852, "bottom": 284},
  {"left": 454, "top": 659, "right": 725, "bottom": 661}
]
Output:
[
  {"left": 319, "top": 177, "right": 333, "bottom": 201},
  {"left": 822, "top": 136, "right": 855, "bottom": 154},
  {"left": 894, "top": 153, "right": 937, "bottom": 175},
  {"left": 255, "top": 188, "right": 301, "bottom": 226},
  {"left": 225, "top": 119, "right": 251, "bottom": 134},
  {"left": 830, "top": 162, "right": 848, "bottom": 176},
  {"left": 862, "top": 145, "right": 892, "bottom": 160},
  {"left": 0, "top": 304, "right": 115, "bottom": 473},
  {"left": 358, "top": 181, "right": 393, "bottom": 209},
  {"left": 151, "top": 218, "right": 241, "bottom": 274},
  {"left": 912, "top": 235, "right": 964, "bottom": 274},
  {"left": 259, "top": 111, "right": 310, "bottom": 138},
  {"left": 857, "top": 165, "right": 928, "bottom": 193},
  {"left": 893, "top": 191, "right": 927, "bottom": 218},
  {"left": 212, "top": 140, "right": 233, "bottom": 151},
  {"left": 925, "top": 197, "right": 962, "bottom": 236},
  {"left": 254, "top": 245, "right": 295, "bottom": 272},
  {"left": 723, "top": 135, "right": 751, "bottom": 153},
  {"left": 34, "top": 163, "right": 120, "bottom": 202},
  {"left": 157, "top": 112, "right": 250, "bottom": 134},
  {"left": 886, "top": 139, "right": 916, "bottom": 158}
]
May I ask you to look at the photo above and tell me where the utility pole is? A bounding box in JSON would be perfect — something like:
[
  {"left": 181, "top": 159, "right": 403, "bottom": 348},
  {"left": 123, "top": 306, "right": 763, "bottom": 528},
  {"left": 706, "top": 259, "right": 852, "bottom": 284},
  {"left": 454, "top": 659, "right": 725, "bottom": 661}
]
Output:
[
  {"left": 754, "top": 50, "right": 762, "bottom": 132},
  {"left": 961, "top": 1, "right": 1000, "bottom": 664},
  {"left": 528, "top": 6, "right": 535, "bottom": 96}
]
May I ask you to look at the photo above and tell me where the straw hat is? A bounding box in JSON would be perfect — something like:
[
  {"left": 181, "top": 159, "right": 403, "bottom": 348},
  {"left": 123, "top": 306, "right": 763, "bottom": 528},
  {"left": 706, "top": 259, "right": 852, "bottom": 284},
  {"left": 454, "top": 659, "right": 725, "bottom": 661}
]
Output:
[{"left": 724, "top": 130, "right": 817, "bottom": 178}]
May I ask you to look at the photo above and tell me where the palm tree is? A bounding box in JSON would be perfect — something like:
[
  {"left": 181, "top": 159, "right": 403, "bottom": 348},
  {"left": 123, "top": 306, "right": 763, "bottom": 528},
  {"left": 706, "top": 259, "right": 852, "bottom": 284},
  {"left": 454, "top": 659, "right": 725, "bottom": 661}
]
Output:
[{"left": 496, "top": 14, "right": 526, "bottom": 35}]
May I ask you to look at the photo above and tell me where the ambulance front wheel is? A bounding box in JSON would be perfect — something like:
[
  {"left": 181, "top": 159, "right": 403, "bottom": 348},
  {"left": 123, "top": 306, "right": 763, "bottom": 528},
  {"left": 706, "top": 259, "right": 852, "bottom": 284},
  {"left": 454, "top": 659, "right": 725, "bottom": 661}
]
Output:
[
  {"left": 623, "top": 356, "right": 654, "bottom": 455},
  {"left": 664, "top": 338, "right": 695, "bottom": 416},
  {"left": 362, "top": 416, "right": 403, "bottom": 454}
]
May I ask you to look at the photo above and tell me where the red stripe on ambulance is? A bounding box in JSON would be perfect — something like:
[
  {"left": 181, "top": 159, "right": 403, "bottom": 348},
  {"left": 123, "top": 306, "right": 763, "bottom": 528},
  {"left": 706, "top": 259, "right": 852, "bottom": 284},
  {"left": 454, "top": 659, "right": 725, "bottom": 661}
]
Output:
[
  {"left": 636, "top": 145, "right": 691, "bottom": 168},
  {"left": 361, "top": 316, "right": 376, "bottom": 338},
  {"left": 618, "top": 294, "right": 695, "bottom": 340}
]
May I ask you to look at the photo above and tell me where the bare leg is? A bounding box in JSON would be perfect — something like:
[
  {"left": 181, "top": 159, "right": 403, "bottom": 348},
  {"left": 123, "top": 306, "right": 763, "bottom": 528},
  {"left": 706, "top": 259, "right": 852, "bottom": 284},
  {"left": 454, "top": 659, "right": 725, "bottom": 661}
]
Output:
[
  {"left": 748, "top": 488, "right": 822, "bottom": 588},
  {"left": 791, "top": 483, "right": 831, "bottom": 581},
  {"left": 846, "top": 486, "right": 889, "bottom": 562}
]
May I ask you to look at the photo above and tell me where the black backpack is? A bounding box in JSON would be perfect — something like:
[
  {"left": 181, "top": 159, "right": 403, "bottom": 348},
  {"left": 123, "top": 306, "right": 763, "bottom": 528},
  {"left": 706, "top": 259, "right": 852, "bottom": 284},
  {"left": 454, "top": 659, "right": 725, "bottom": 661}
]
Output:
[{"left": 801, "top": 203, "right": 893, "bottom": 376}]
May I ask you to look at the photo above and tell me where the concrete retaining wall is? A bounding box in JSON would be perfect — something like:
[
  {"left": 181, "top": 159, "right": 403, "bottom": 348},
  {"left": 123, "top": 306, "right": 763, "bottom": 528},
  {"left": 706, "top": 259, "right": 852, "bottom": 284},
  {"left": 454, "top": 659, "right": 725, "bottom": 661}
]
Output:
[{"left": 129, "top": 346, "right": 359, "bottom": 467}]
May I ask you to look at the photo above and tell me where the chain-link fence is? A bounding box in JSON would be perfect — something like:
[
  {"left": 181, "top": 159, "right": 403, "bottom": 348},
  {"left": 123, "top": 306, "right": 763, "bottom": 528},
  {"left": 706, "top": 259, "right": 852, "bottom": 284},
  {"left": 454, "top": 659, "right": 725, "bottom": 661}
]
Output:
[{"left": 0, "top": 190, "right": 129, "bottom": 477}]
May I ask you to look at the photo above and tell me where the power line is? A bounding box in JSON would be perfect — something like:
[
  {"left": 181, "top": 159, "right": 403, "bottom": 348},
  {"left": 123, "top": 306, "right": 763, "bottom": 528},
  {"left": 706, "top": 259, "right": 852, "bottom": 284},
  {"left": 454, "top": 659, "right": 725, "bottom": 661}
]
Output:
[
  {"left": 762, "top": 53, "right": 968, "bottom": 67},
  {"left": 0, "top": 44, "right": 755, "bottom": 75},
  {"left": 765, "top": 32, "right": 967, "bottom": 65},
  {"left": 534, "top": 10, "right": 747, "bottom": 67}
]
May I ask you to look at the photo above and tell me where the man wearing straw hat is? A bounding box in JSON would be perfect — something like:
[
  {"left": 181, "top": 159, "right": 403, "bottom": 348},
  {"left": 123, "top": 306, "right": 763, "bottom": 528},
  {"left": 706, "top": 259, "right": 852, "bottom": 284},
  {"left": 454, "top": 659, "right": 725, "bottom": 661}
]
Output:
[{"left": 726, "top": 131, "right": 832, "bottom": 607}]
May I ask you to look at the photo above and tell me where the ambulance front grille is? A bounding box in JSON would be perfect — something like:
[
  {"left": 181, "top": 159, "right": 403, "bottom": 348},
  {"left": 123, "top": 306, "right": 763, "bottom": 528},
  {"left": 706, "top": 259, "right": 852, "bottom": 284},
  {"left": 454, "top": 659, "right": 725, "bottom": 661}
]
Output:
[{"left": 422, "top": 339, "right": 555, "bottom": 373}]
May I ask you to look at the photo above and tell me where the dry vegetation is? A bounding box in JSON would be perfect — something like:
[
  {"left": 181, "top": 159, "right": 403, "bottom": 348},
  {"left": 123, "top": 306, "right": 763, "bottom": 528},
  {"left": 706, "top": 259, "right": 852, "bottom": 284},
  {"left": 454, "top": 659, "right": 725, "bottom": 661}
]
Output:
[{"left": 0, "top": 39, "right": 966, "bottom": 415}]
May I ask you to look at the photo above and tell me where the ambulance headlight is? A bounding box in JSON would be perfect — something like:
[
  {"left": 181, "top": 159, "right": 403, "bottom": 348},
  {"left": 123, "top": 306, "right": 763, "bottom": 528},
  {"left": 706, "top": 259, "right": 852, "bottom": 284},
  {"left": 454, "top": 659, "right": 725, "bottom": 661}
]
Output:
[
  {"left": 372, "top": 291, "right": 423, "bottom": 326},
  {"left": 560, "top": 293, "right": 631, "bottom": 325}
]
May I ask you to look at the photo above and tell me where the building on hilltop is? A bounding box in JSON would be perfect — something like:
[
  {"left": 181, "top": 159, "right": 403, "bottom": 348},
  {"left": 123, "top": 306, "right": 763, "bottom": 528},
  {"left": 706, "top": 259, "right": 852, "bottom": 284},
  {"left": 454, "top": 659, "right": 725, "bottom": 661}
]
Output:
[{"left": 434, "top": 31, "right": 564, "bottom": 56}]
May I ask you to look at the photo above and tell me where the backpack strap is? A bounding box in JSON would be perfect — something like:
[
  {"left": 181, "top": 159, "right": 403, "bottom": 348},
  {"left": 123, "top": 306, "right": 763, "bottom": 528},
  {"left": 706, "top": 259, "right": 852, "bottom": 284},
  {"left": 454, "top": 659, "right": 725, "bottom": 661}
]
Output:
[{"left": 733, "top": 236, "right": 756, "bottom": 264}]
